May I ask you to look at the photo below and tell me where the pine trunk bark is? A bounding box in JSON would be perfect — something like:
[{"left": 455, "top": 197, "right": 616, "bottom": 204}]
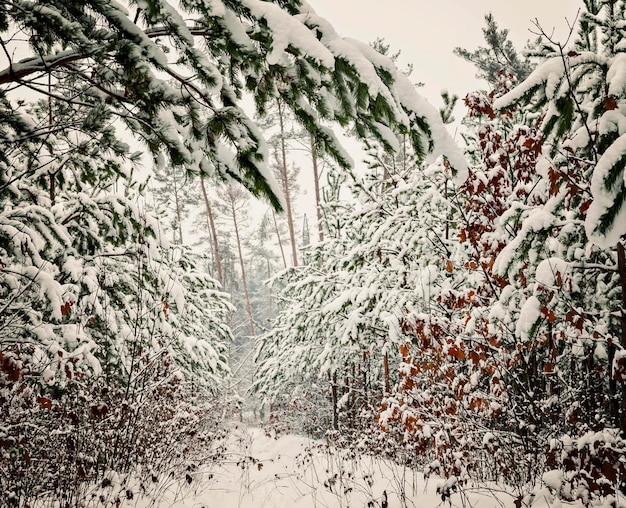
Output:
[
  {"left": 272, "top": 210, "right": 287, "bottom": 270},
  {"left": 277, "top": 100, "right": 298, "bottom": 266},
  {"left": 310, "top": 135, "right": 324, "bottom": 243},
  {"left": 230, "top": 198, "right": 255, "bottom": 336},
  {"left": 172, "top": 170, "right": 184, "bottom": 245},
  {"left": 200, "top": 176, "right": 223, "bottom": 285}
]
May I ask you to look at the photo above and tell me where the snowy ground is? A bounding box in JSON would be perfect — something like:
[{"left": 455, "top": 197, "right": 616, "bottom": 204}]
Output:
[{"left": 145, "top": 425, "right": 516, "bottom": 508}]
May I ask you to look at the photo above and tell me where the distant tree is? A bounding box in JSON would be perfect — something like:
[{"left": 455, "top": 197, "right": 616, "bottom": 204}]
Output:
[
  {"left": 216, "top": 184, "right": 256, "bottom": 336},
  {"left": 199, "top": 175, "right": 224, "bottom": 284},
  {"left": 455, "top": 13, "right": 536, "bottom": 87},
  {"left": 275, "top": 100, "right": 300, "bottom": 266},
  {"left": 151, "top": 163, "right": 197, "bottom": 245}
]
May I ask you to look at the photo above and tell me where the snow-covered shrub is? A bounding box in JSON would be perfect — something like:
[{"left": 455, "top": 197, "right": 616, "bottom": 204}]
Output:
[
  {"left": 541, "top": 431, "right": 626, "bottom": 505},
  {"left": 0, "top": 347, "right": 230, "bottom": 506}
]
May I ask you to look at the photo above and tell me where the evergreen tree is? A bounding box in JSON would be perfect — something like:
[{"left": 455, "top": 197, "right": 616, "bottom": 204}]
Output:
[
  {"left": 0, "top": 87, "right": 232, "bottom": 502},
  {"left": 254, "top": 130, "right": 463, "bottom": 436},
  {"left": 150, "top": 163, "right": 198, "bottom": 245},
  {"left": 1, "top": 0, "right": 466, "bottom": 208},
  {"left": 455, "top": 13, "right": 536, "bottom": 87}
]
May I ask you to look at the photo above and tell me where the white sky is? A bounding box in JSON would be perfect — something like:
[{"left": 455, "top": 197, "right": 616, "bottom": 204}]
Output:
[{"left": 308, "top": 0, "right": 581, "bottom": 106}]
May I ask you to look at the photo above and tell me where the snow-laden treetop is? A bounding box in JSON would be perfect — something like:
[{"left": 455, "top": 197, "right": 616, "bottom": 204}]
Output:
[{"left": 0, "top": 0, "right": 467, "bottom": 207}]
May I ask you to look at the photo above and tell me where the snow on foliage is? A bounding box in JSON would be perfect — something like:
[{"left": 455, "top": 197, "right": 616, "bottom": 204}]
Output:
[
  {"left": 4, "top": 1, "right": 626, "bottom": 507},
  {"left": 586, "top": 132, "right": 626, "bottom": 246},
  {"left": 535, "top": 257, "right": 572, "bottom": 288},
  {"left": 257, "top": 45, "right": 626, "bottom": 505},
  {"left": 0, "top": 0, "right": 465, "bottom": 217},
  {"left": 494, "top": 4, "right": 626, "bottom": 249},
  {"left": 515, "top": 296, "right": 542, "bottom": 340}
]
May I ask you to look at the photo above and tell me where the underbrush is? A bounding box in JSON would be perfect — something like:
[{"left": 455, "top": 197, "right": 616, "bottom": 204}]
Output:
[
  {"left": 261, "top": 402, "right": 626, "bottom": 508},
  {"left": 0, "top": 348, "right": 231, "bottom": 507}
]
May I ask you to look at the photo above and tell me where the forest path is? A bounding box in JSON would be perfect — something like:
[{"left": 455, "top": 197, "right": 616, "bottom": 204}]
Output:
[{"left": 147, "top": 425, "right": 515, "bottom": 508}]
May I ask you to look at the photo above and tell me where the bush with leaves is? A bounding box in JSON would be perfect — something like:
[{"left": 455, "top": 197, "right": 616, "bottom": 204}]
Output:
[
  {"left": 1, "top": 345, "right": 231, "bottom": 506},
  {"left": 488, "top": 3, "right": 626, "bottom": 503}
]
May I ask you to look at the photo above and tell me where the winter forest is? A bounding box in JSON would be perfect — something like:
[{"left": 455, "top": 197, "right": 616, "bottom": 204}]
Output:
[{"left": 2, "top": 0, "right": 626, "bottom": 506}]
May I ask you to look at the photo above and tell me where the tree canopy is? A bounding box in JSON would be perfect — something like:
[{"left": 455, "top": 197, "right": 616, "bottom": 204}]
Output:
[{"left": 1, "top": 0, "right": 466, "bottom": 208}]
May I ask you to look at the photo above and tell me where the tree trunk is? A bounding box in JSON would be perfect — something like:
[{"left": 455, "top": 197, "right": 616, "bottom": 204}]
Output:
[
  {"left": 200, "top": 176, "right": 223, "bottom": 285},
  {"left": 172, "top": 169, "right": 184, "bottom": 245},
  {"left": 277, "top": 100, "right": 298, "bottom": 266},
  {"left": 350, "top": 364, "right": 356, "bottom": 429},
  {"left": 230, "top": 197, "right": 255, "bottom": 336},
  {"left": 267, "top": 257, "right": 273, "bottom": 320},
  {"left": 331, "top": 371, "right": 338, "bottom": 431},
  {"left": 383, "top": 352, "right": 390, "bottom": 395},
  {"left": 272, "top": 210, "right": 287, "bottom": 270},
  {"left": 49, "top": 172, "right": 56, "bottom": 206},
  {"left": 48, "top": 75, "right": 56, "bottom": 206},
  {"left": 310, "top": 135, "right": 324, "bottom": 243},
  {"left": 362, "top": 350, "right": 369, "bottom": 408}
]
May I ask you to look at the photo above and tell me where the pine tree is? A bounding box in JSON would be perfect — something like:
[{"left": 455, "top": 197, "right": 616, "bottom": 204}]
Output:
[
  {"left": 254, "top": 128, "right": 464, "bottom": 436},
  {"left": 1, "top": 0, "right": 466, "bottom": 209},
  {"left": 0, "top": 84, "right": 232, "bottom": 502},
  {"left": 454, "top": 13, "right": 536, "bottom": 87},
  {"left": 151, "top": 163, "right": 198, "bottom": 245},
  {"left": 214, "top": 183, "right": 256, "bottom": 336}
]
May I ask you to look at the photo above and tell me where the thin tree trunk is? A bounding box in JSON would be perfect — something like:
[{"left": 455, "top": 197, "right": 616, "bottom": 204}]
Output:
[
  {"left": 331, "top": 371, "right": 338, "bottom": 430},
  {"left": 172, "top": 170, "right": 184, "bottom": 245},
  {"left": 277, "top": 100, "right": 298, "bottom": 266},
  {"left": 49, "top": 172, "right": 55, "bottom": 206},
  {"left": 310, "top": 134, "right": 324, "bottom": 243},
  {"left": 609, "top": 341, "right": 619, "bottom": 428},
  {"left": 586, "top": 351, "right": 595, "bottom": 426},
  {"left": 48, "top": 74, "right": 56, "bottom": 206},
  {"left": 363, "top": 350, "right": 368, "bottom": 408},
  {"left": 402, "top": 134, "right": 407, "bottom": 174},
  {"left": 200, "top": 176, "right": 223, "bottom": 285},
  {"left": 267, "top": 257, "right": 273, "bottom": 319},
  {"left": 230, "top": 197, "right": 255, "bottom": 336},
  {"left": 444, "top": 173, "right": 449, "bottom": 241},
  {"left": 350, "top": 364, "right": 356, "bottom": 429},
  {"left": 272, "top": 210, "right": 287, "bottom": 269},
  {"left": 383, "top": 352, "right": 390, "bottom": 395}
]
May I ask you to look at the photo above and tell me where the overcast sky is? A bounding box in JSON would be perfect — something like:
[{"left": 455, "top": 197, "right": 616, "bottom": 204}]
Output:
[{"left": 308, "top": 0, "right": 581, "bottom": 106}]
